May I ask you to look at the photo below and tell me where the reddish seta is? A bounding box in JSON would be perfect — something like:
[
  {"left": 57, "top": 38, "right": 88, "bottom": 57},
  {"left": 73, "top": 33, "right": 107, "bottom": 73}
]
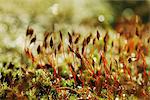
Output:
[
  {"left": 123, "top": 63, "right": 132, "bottom": 80},
  {"left": 24, "top": 48, "right": 36, "bottom": 63},
  {"left": 100, "top": 51, "right": 110, "bottom": 78}
]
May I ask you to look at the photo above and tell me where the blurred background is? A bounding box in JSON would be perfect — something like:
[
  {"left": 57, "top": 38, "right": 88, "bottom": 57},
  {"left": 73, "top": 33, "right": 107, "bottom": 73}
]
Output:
[{"left": 0, "top": 0, "right": 149, "bottom": 62}]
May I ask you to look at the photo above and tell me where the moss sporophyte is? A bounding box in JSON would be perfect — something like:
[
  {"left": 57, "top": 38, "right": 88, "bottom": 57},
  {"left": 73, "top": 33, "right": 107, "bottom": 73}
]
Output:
[{"left": 0, "top": 15, "right": 150, "bottom": 99}]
